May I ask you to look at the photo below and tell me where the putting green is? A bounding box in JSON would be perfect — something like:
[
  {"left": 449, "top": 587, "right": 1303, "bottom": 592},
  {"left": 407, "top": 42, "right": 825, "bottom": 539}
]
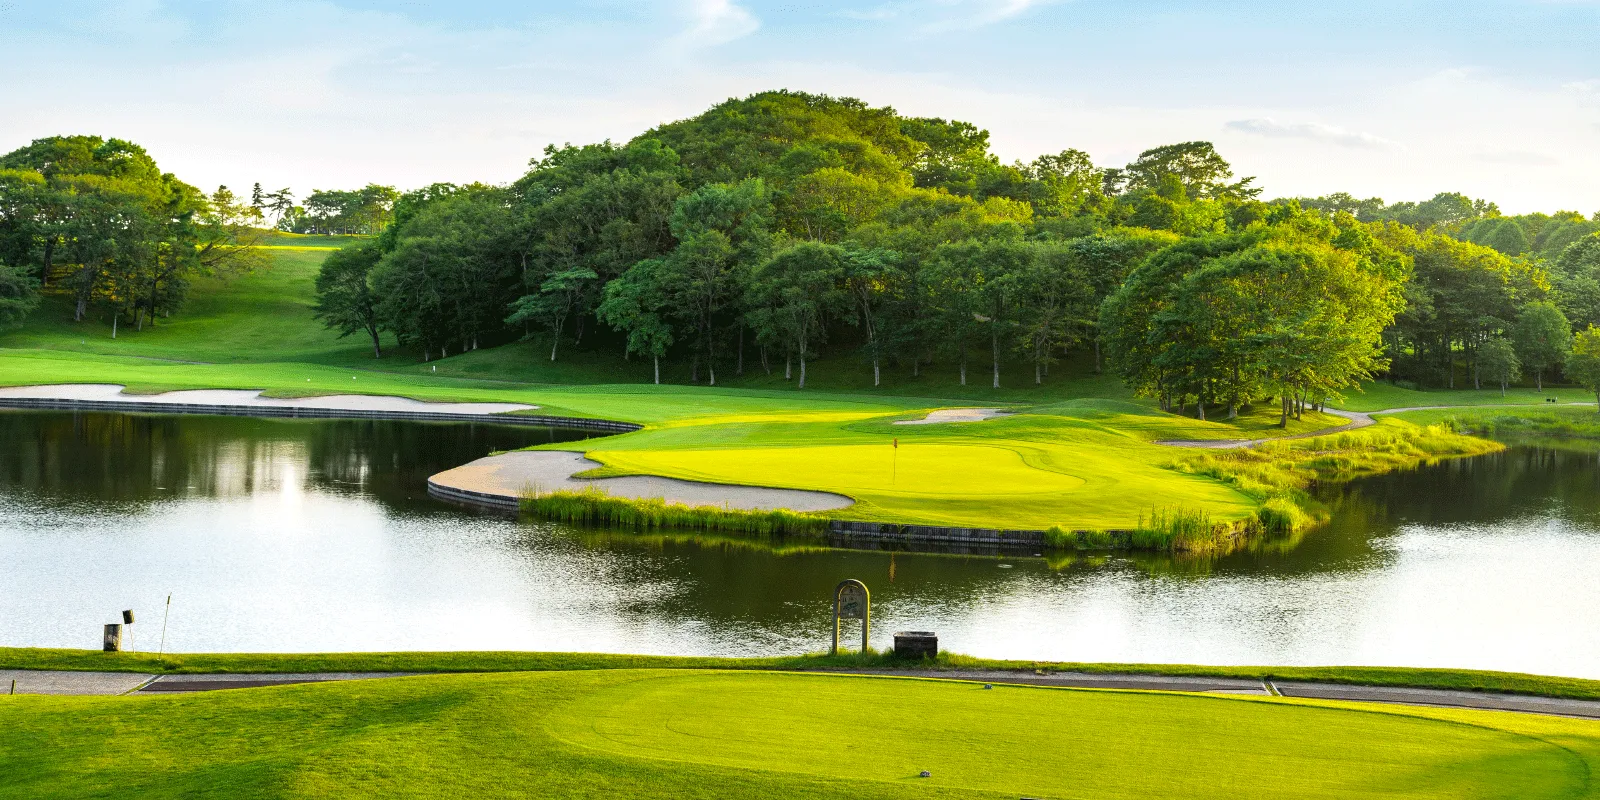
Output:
[
  {"left": 597, "top": 443, "right": 1086, "bottom": 495},
  {"left": 587, "top": 432, "right": 1256, "bottom": 529},
  {"left": 547, "top": 672, "right": 1582, "bottom": 799}
]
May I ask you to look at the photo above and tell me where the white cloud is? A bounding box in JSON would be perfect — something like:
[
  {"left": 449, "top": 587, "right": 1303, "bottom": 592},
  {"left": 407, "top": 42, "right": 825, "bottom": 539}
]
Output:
[
  {"left": 1472, "top": 151, "right": 1561, "bottom": 166},
  {"left": 676, "top": 0, "right": 759, "bottom": 48},
  {"left": 1224, "top": 118, "right": 1392, "bottom": 149},
  {"left": 842, "top": 0, "right": 1060, "bottom": 30}
]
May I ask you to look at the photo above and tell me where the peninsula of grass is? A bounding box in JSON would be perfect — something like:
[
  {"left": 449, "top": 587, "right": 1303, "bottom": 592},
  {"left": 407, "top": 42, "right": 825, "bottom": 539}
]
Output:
[{"left": 4, "top": 666, "right": 1599, "bottom": 798}]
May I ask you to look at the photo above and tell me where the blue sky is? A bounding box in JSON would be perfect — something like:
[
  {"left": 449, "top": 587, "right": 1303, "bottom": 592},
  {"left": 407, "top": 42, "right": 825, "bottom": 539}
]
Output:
[{"left": 2, "top": 0, "right": 1596, "bottom": 212}]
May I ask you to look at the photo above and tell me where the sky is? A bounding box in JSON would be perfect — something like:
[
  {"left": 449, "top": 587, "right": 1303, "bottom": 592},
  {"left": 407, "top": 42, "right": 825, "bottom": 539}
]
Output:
[{"left": 1, "top": 0, "right": 1597, "bottom": 213}]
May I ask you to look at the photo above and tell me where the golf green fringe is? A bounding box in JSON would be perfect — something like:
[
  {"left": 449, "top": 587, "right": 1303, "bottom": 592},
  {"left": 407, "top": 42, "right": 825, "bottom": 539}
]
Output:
[{"left": 521, "top": 488, "right": 828, "bottom": 536}]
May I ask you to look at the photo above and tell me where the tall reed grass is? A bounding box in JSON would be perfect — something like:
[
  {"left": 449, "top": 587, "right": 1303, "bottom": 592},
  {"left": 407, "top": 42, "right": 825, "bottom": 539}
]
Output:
[
  {"left": 1163, "top": 419, "right": 1501, "bottom": 537},
  {"left": 521, "top": 487, "right": 828, "bottom": 537}
]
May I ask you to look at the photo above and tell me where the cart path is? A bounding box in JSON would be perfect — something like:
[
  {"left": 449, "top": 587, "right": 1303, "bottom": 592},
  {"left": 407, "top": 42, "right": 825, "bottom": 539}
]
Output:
[
  {"left": 1157, "top": 402, "right": 1595, "bottom": 450},
  {"left": 7, "top": 667, "right": 1600, "bottom": 719}
]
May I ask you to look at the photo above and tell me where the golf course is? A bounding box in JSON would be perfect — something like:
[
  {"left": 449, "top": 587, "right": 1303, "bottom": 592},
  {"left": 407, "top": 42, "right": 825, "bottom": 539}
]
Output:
[
  {"left": 5, "top": 77, "right": 1600, "bottom": 799},
  {"left": 0, "top": 244, "right": 1520, "bottom": 540}
]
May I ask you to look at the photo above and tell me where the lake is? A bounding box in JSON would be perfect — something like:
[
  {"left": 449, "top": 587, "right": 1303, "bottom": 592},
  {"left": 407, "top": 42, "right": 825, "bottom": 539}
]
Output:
[{"left": 2, "top": 409, "right": 1598, "bottom": 678}]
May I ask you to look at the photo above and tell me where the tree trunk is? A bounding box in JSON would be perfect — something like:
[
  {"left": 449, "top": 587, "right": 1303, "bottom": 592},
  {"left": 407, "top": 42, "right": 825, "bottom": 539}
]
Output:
[
  {"left": 798, "top": 340, "right": 807, "bottom": 389},
  {"left": 654, "top": 355, "right": 660, "bottom": 385},
  {"left": 40, "top": 237, "right": 54, "bottom": 287},
  {"left": 111, "top": 313, "right": 117, "bottom": 339},
  {"left": 1279, "top": 394, "right": 1289, "bottom": 428},
  {"left": 991, "top": 328, "right": 1000, "bottom": 389},
  {"left": 873, "top": 354, "right": 880, "bottom": 387},
  {"left": 737, "top": 326, "right": 745, "bottom": 376},
  {"left": 1093, "top": 338, "right": 1101, "bottom": 374},
  {"left": 1501, "top": 380, "right": 1506, "bottom": 397},
  {"left": 1035, "top": 360, "right": 1042, "bottom": 385},
  {"left": 959, "top": 344, "right": 967, "bottom": 386},
  {"left": 761, "top": 345, "right": 770, "bottom": 375},
  {"left": 550, "top": 334, "right": 559, "bottom": 361},
  {"left": 369, "top": 326, "right": 382, "bottom": 358},
  {"left": 785, "top": 353, "right": 792, "bottom": 380},
  {"left": 692, "top": 354, "right": 699, "bottom": 383},
  {"left": 1537, "top": 370, "right": 1543, "bottom": 391},
  {"left": 1197, "top": 399, "right": 1206, "bottom": 421}
]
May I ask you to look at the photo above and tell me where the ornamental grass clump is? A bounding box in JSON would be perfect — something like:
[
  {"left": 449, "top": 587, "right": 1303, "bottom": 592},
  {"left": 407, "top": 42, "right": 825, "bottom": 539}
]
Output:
[{"left": 521, "top": 487, "right": 828, "bottom": 537}]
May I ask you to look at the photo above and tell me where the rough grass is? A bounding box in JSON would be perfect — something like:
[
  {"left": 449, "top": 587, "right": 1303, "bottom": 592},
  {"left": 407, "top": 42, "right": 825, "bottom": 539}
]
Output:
[{"left": 2, "top": 668, "right": 1597, "bottom": 799}]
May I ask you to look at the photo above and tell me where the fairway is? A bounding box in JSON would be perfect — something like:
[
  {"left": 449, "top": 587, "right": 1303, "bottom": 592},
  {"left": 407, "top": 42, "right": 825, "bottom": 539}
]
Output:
[{"left": 2, "top": 670, "right": 1594, "bottom": 799}]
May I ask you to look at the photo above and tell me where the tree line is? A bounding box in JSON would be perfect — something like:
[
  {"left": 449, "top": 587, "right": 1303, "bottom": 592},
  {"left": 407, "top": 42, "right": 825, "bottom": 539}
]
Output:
[
  {"left": 0, "top": 136, "right": 263, "bottom": 333},
  {"left": 5, "top": 92, "right": 1600, "bottom": 418},
  {"left": 309, "top": 91, "right": 1600, "bottom": 417}
]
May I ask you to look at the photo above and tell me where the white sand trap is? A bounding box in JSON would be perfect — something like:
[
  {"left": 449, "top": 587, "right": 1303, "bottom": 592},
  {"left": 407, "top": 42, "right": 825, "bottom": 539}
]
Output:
[
  {"left": 429, "top": 450, "right": 854, "bottom": 513},
  {"left": 894, "top": 407, "right": 1012, "bottom": 425},
  {"left": 0, "top": 384, "right": 535, "bottom": 416}
]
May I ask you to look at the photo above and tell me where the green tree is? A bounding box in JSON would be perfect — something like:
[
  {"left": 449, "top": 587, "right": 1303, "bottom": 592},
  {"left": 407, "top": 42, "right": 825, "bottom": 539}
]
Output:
[
  {"left": 1475, "top": 336, "right": 1520, "bottom": 396},
  {"left": 0, "top": 263, "right": 40, "bottom": 328},
  {"left": 1566, "top": 327, "right": 1600, "bottom": 410},
  {"left": 313, "top": 243, "right": 385, "bottom": 358},
  {"left": 1512, "top": 301, "right": 1571, "bottom": 390},
  {"left": 506, "top": 267, "right": 600, "bottom": 360},
  {"left": 747, "top": 242, "right": 848, "bottom": 388},
  {"left": 597, "top": 259, "right": 675, "bottom": 384}
]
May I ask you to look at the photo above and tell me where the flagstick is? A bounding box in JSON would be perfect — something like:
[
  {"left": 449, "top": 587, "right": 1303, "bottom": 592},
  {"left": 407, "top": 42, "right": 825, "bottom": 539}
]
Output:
[{"left": 158, "top": 594, "right": 171, "bottom": 660}]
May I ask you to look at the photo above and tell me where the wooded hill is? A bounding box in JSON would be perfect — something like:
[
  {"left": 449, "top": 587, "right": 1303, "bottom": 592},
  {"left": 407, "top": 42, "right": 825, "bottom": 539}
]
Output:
[{"left": 4, "top": 91, "right": 1599, "bottom": 416}]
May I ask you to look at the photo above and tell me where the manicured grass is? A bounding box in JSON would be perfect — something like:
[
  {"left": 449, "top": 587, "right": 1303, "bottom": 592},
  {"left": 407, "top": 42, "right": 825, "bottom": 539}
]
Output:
[
  {"left": 12, "top": 646, "right": 1600, "bottom": 701},
  {"left": 1338, "top": 380, "right": 1596, "bottom": 412},
  {"left": 2, "top": 669, "right": 1596, "bottom": 799},
  {"left": 1, "top": 250, "right": 386, "bottom": 365}
]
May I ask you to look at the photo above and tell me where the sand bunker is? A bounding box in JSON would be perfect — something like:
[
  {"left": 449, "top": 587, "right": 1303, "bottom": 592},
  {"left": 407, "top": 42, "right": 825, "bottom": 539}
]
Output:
[
  {"left": 894, "top": 407, "right": 1012, "bottom": 425},
  {"left": 429, "top": 450, "right": 854, "bottom": 513},
  {"left": 0, "top": 384, "right": 535, "bottom": 416}
]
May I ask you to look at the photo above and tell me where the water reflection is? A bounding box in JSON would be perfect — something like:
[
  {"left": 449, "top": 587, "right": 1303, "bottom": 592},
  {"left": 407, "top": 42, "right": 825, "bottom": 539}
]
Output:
[{"left": 2, "top": 410, "right": 1598, "bottom": 679}]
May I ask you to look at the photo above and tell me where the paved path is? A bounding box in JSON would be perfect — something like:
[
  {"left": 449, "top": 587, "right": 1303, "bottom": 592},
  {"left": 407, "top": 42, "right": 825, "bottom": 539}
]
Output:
[
  {"left": 829, "top": 669, "right": 1600, "bottom": 719},
  {"left": 9, "top": 667, "right": 1600, "bottom": 719},
  {"left": 429, "top": 450, "right": 854, "bottom": 513},
  {"left": 1157, "top": 402, "right": 1597, "bottom": 450}
]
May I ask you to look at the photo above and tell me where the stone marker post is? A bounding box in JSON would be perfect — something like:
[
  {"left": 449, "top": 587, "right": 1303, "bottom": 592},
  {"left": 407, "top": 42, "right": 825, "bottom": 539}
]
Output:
[
  {"left": 831, "top": 579, "right": 870, "bottom": 655},
  {"left": 103, "top": 623, "right": 122, "bottom": 652}
]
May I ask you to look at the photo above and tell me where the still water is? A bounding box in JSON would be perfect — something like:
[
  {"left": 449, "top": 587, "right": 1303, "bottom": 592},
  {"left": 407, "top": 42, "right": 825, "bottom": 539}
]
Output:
[{"left": 2, "top": 410, "right": 1598, "bottom": 678}]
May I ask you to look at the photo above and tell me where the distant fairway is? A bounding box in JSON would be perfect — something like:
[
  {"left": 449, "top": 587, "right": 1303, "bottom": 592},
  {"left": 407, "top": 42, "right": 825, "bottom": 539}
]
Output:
[{"left": 1, "top": 670, "right": 1593, "bottom": 799}]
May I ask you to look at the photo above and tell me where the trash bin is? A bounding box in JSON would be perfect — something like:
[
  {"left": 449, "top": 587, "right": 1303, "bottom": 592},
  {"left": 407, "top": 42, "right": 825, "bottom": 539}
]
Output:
[{"left": 894, "top": 631, "right": 938, "bottom": 659}]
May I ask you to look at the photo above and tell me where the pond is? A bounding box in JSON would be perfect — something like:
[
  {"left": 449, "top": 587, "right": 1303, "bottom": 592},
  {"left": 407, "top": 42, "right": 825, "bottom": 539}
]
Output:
[{"left": 2, "top": 410, "right": 1598, "bottom": 678}]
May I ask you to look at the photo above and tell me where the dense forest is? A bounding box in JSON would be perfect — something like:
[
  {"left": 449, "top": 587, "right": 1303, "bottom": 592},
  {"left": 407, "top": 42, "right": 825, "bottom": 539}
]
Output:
[{"left": 3, "top": 91, "right": 1600, "bottom": 418}]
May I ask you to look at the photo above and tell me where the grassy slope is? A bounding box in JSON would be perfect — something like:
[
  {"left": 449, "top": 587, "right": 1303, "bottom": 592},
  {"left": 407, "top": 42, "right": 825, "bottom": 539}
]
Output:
[
  {"left": 2, "top": 669, "right": 1595, "bottom": 799},
  {"left": 0, "top": 246, "right": 1528, "bottom": 530}
]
